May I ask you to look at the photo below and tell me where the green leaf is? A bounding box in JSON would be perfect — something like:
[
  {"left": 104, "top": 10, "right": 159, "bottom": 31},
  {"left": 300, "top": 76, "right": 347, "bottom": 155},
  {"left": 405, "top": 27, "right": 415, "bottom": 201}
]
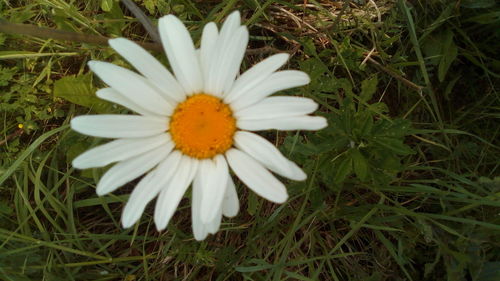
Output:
[
  {"left": 299, "top": 58, "right": 328, "bottom": 83},
  {"left": 352, "top": 149, "right": 369, "bottom": 181},
  {"left": 438, "top": 29, "right": 458, "bottom": 82},
  {"left": 53, "top": 73, "right": 111, "bottom": 113},
  {"left": 373, "top": 137, "right": 415, "bottom": 156},
  {"left": 334, "top": 155, "right": 352, "bottom": 183},
  {"left": 360, "top": 75, "right": 378, "bottom": 102},
  {"left": 301, "top": 37, "right": 318, "bottom": 56},
  {"left": 0, "top": 66, "right": 17, "bottom": 86},
  {"left": 101, "top": 0, "right": 113, "bottom": 12},
  {"left": 247, "top": 192, "right": 259, "bottom": 216},
  {"left": 353, "top": 111, "right": 374, "bottom": 138},
  {"left": 367, "top": 102, "right": 389, "bottom": 114},
  {"left": 384, "top": 119, "right": 412, "bottom": 137}
]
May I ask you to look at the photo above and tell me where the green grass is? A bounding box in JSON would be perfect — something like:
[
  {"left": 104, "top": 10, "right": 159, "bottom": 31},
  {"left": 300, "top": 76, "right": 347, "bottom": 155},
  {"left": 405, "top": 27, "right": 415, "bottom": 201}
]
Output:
[{"left": 1, "top": 0, "right": 499, "bottom": 280}]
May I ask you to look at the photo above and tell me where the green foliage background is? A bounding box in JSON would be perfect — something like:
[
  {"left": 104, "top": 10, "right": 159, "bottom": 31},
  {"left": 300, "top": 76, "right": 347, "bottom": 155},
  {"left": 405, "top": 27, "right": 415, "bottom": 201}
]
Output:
[{"left": 0, "top": 0, "right": 499, "bottom": 280}]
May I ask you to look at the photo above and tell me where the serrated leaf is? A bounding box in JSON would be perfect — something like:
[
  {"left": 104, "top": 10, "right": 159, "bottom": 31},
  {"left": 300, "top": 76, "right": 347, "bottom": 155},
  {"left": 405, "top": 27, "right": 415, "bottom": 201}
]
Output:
[
  {"left": 53, "top": 72, "right": 111, "bottom": 113},
  {"left": 368, "top": 102, "right": 389, "bottom": 114},
  {"left": 334, "top": 155, "right": 352, "bottom": 183},
  {"left": 377, "top": 155, "right": 401, "bottom": 172},
  {"left": 374, "top": 137, "right": 415, "bottom": 155},
  {"left": 302, "top": 37, "right": 318, "bottom": 56},
  {"left": 299, "top": 58, "right": 328, "bottom": 82},
  {"left": 352, "top": 149, "right": 369, "bottom": 181},
  {"left": 144, "top": 0, "right": 157, "bottom": 14},
  {"left": 354, "top": 111, "right": 374, "bottom": 138},
  {"left": 337, "top": 78, "right": 354, "bottom": 97},
  {"left": 384, "top": 119, "right": 412, "bottom": 137},
  {"left": 360, "top": 75, "right": 378, "bottom": 102}
]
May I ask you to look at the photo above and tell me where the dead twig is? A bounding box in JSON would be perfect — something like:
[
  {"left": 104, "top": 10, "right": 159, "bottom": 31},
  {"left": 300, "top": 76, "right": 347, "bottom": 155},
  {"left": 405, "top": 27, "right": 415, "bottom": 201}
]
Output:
[
  {"left": 0, "top": 20, "right": 283, "bottom": 57},
  {"left": 0, "top": 19, "right": 163, "bottom": 53},
  {"left": 366, "top": 57, "right": 424, "bottom": 92},
  {"left": 0, "top": 129, "right": 23, "bottom": 147}
]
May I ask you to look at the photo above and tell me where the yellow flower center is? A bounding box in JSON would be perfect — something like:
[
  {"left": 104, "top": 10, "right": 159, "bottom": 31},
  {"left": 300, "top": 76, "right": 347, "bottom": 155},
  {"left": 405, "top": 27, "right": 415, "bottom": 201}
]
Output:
[{"left": 169, "top": 94, "right": 236, "bottom": 159}]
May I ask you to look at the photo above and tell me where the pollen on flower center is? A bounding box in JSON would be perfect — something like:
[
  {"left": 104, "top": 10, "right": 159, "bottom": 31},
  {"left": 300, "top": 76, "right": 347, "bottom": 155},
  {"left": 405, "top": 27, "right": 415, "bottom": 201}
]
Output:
[{"left": 169, "top": 94, "right": 236, "bottom": 159}]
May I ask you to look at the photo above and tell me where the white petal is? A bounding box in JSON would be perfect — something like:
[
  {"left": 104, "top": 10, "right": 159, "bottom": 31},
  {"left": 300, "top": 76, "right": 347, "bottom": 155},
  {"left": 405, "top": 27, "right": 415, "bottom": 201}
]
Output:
[
  {"left": 205, "top": 207, "right": 222, "bottom": 235},
  {"left": 220, "top": 11, "right": 241, "bottom": 36},
  {"left": 71, "top": 115, "right": 168, "bottom": 138},
  {"left": 222, "top": 176, "right": 239, "bottom": 217},
  {"left": 235, "top": 96, "right": 318, "bottom": 120},
  {"left": 88, "top": 61, "right": 174, "bottom": 115},
  {"left": 121, "top": 151, "right": 182, "bottom": 228},
  {"left": 224, "top": 53, "right": 289, "bottom": 103},
  {"left": 208, "top": 26, "right": 249, "bottom": 97},
  {"left": 230, "top": 70, "right": 310, "bottom": 111},
  {"left": 120, "top": 171, "right": 155, "bottom": 228},
  {"left": 225, "top": 149, "right": 288, "bottom": 203},
  {"left": 199, "top": 155, "right": 229, "bottom": 223},
  {"left": 72, "top": 134, "right": 170, "bottom": 169},
  {"left": 192, "top": 171, "right": 208, "bottom": 240},
  {"left": 96, "top": 144, "right": 173, "bottom": 196},
  {"left": 237, "top": 116, "right": 327, "bottom": 131},
  {"left": 96, "top": 88, "right": 157, "bottom": 116},
  {"left": 154, "top": 155, "right": 198, "bottom": 231},
  {"left": 109, "top": 38, "right": 186, "bottom": 103},
  {"left": 204, "top": 12, "right": 243, "bottom": 97},
  {"left": 222, "top": 26, "right": 249, "bottom": 96},
  {"left": 200, "top": 22, "right": 218, "bottom": 87},
  {"left": 234, "top": 131, "right": 306, "bottom": 181},
  {"left": 159, "top": 15, "right": 203, "bottom": 95}
]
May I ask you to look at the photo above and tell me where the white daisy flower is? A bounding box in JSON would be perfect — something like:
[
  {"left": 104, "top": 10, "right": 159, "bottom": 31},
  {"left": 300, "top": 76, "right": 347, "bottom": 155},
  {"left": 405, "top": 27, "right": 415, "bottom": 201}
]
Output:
[{"left": 71, "top": 11, "right": 327, "bottom": 240}]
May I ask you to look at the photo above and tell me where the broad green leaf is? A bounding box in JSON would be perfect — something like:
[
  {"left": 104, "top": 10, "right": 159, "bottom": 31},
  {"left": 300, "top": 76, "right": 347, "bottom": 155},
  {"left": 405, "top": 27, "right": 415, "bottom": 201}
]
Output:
[
  {"left": 337, "top": 78, "right": 354, "bottom": 97},
  {"left": 101, "top": 0, "right": 113, "bottom": 12},
  {"left": 360, "top": 75, "right": 378, "bottom": 102},
  {"left": 299, "top": 58, "right": 328, "bottom": 83},
  {"left": 374, "top": 137, "right": 415, "bottom": 156},
  {"left": 354, "top": 111, "right": 374, "bottom": 138},
  {"left": 379, "top": 155, "right": 403, "bottom": 172},
  {"left": 384, "top": 119, "right": 412, "bottom": 137},
  {"left": 352, "top": 149, "right": 369, "bottom": 181},
  {"left": 247, "top": 192, "right": 259, "bottom": 216},
  {"left": 302, "top": 37, "right": 318, "bottom": 56},
  {"left": 367, "top": 102, "right": 389, "bottom": 114},
  {"left": 334, "top": 155, "right": 352, "bottom": 183},
  {"left": 53, "top": 72, "right": 111, "bottom": 113}
]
